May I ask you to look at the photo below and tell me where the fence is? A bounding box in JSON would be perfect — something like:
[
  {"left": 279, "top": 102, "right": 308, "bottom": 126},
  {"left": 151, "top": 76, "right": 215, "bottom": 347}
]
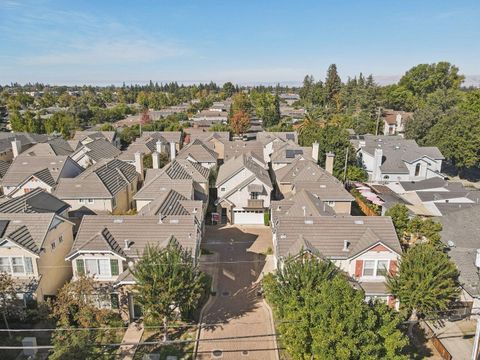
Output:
[
  {"left": 421, "top": 322, "right": 453, "bottom": 360},
  {"left": 353, "top": 195, "right": 379, "bottom": 216}
]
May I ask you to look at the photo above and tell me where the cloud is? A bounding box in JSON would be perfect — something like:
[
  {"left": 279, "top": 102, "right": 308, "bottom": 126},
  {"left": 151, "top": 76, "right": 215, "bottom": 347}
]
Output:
[{"left": 20, "top": 39, "right": 188, "bottom": 66}]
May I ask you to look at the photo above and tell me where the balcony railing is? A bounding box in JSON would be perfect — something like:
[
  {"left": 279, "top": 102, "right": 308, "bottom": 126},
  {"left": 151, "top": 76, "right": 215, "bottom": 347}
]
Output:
[{"left": 247, "top": 199, "right": 264, "bottom": 208}]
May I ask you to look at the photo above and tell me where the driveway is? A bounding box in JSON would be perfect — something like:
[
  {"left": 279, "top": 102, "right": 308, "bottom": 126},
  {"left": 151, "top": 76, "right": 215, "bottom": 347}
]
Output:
[{"left": 196, "top": 225, "right": 278, "bottom": 360}]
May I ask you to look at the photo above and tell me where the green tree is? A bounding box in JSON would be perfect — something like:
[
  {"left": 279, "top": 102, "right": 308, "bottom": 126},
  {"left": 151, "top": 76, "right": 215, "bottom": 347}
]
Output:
[
  {"left": 325, "top": 64, "right": 342, "bottom": 107},
  {"left": 387, "top": 243, "right": 460, "bottom": 337},
  {"left": 0, "top": 272, "right": 24, "bottom": 338},
  {"left": 50, "top": 276, "right": 123, "bottom": 360},
  {"left": 230, "top": 92, "right": 252, "bottom": 115},
  {"left": 385, "top": 204, "right": 410, "bottom": 239},
  {"left": 132, "top": 240, "right": 206, "bottom": 341},
  {"left": 264, "top": 258, "right": 408, "bottom": 359},
  {"left": 222, "top": 82, "right": 235, "bottom": 98},
  {"left": 406, "top": 216, "right": 443, "bottom": 246}
]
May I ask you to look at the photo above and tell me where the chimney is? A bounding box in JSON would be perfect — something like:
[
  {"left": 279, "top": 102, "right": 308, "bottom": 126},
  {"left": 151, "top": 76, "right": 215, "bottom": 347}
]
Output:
[
  {"left": 325, "top": 152, "right": 335, "bottom": 175},
  {"left": 156, "top": 140, "right": 162, "bottom": 153},
  {"left": 170, "top": 142, "right": 176, "bottom": 161},
  {"left": 312, "top": 141, "right": 319, "bottom": 163},
  {"left": 343, "top": 240, "right": 350, "bottom": 252},
  {"left": 11, "top": 139, "right": 21, "bottom": 158},
  {"left": 373, "top": 148, "right": 383, "bottom": 181},
  {"left": 134, "top": 152, "right": 144, "bottom": 180},
  {"left": 152, "top": 151, "right": 160, "bottom": 169}
]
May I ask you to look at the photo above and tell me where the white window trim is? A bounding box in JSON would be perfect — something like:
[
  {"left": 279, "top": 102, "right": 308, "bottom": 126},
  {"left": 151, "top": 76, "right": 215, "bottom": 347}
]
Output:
[
  {"left": 0, "top": 256, "right": 34, "bottom": 276},
  {"left": 362, "top": 259, "right": 389, "bottom": 278},
  {"left": 78, "top": 257, "right": 116, "bottom": 278}
]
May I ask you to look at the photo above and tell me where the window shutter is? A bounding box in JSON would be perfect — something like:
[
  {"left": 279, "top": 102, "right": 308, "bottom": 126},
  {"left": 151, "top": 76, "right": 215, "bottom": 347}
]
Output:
[
  {"left": 76, "top": 259, "right": 85, "bottom": 275},
  {"left": 110, "top": 259, "right": 119, "bottom": 276},
  {"left": 355, "top": 260, "right": 363, "bottom": 277},
  {"left": 24, "top": 257, "right": 34, "bottom": 274},
  {"left": 389, "top": 260, "right": 398, "bottom": 275}
]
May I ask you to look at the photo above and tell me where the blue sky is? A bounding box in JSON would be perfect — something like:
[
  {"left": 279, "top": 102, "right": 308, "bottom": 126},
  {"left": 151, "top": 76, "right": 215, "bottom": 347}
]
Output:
[{"left": 1, "top": 0, "right": 479, "bottom": 85}]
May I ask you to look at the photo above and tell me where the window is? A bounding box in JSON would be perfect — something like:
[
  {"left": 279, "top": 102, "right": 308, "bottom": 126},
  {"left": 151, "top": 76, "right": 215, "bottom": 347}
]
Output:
[
  {"left": 0, "top": 257, "right": 10, "bottom": 272},
  {"left": 59, "top": 236, "right": 63, "bottom": 243},
  {"left": 251, "top": 192, "right": 258, "bottom": 200},
  {"left": 87, "top": 199, "right": 94, "bottom": 204},
  {"left": 220, "top": 187, "right": 225, "bottom": 192},
  {"left": 363, "top": 260, "right": 375, "bottom": 276},
  {"left": 84, "top": 259, "right": 111, "bottom": 277},
  {"left": 377, "top": 260, "right": 389, "bottom": 276},
  {"left": 24, "top": 257, "right": 33, "bottom": 274},
  {"left": 11, "top": 257, "right": 25, "bottom": 274},
  {"left": 362, "top": 259, "right": 390, "bottom": 277},
  {"left": 110, "top": 293, "right": 119, "bottom": 309},
  {"left": 79, "top": 199, "right": 85, "bottom": 204},
  {"left": 415, "top": 163, "right": 421, "bottom": 176},
  {"left": 51, "top": 241, "right": 56, "bottom": 250},
  {"left": 112, "top": 197, "right": 117, "bottom": 209}
]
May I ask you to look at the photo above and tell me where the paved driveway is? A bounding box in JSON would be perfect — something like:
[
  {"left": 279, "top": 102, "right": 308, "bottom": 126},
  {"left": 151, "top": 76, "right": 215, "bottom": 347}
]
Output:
[{"left": 196, "top": 225, "right": 278, "bottom": 360}]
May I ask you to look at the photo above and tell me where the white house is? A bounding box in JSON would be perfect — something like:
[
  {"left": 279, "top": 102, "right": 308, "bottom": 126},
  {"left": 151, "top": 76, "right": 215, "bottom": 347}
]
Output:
[{"left": 353, "top": 135, "right": 444, "bottom": 183}]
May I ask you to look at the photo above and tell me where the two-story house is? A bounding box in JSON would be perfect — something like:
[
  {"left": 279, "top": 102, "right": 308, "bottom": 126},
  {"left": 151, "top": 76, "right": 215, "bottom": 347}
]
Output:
[
  {"left": 273, "top": 215, "right": 402, "bottom": 305},
  {"left": 70, "top": 139, "right": 122, "bottom": 168},
  {"left": 54, "top": 158, "right": 139, "bottom": 213},
  {"left": 352, "top": 135, "right": 444, "bottom": 183},
  {"left": 215, "top": 152, "right": 272, "bottom": 224},
  {"left": 0, "top": 213, "right": 75, "bottom": 303},
  {"left": 71, "top": 130, "right": 120, "bottom": 148},
  {"left": 66, "top": 214, "right": 201, "bottom": 321},
  {"left": 382, "top": 109, "right": 413, "bottom": 137},
  {"left": 1, "top": 154, "right": 84, "bottom": 197},
  {"left": 176, "top": 139, "right": 218, "bottom": 169}
]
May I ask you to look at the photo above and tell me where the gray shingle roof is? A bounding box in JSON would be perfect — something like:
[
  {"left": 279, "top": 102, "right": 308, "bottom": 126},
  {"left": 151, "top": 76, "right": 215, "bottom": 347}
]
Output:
[
  {"left": 134, "top": 170, "right": 193, "bottom": 201},
  {"left": 223, "top": 140, "right": 264, "bottom": 163},
  {"left": 216, "top": 152, "right": 271, "bottom": 188},
  {"left": 438, "top": 206, "right": 480, "bottom": 297},
  {"left": 76, "top": 139, "right": 121, "bottom": 162},
  {"left": 271, "top": 189, "right": 335, "bottom": 222},
  {"left": 0, "top": 188, "right": 70, "bottom": 214},
  {"left": 177, "top": 139, "right": 217, "bottom": 163},
  {"left": 275, "top": 216, "right": 401, "bottom": 259},
  {"left": 0, "top": 132, "right": 49, "bottom": 153},
  {"left": 399, "top": 177, "right": 448, "bottom": 191}
]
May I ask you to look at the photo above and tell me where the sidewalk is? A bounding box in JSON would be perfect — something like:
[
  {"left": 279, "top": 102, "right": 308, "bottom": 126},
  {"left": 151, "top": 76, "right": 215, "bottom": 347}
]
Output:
[{"left": 117, "top": 321, "right": 144, "bottom": 360}]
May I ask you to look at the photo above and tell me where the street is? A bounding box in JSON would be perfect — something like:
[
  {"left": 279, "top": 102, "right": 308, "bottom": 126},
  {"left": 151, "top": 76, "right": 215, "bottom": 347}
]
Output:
[{"left": 196, "top": 225, "right": 278, "bottom": 360}]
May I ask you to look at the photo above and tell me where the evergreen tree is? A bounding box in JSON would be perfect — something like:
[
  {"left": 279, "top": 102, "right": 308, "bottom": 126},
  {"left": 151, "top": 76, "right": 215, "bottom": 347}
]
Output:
[{"left": 325, "top": 64, "right": 342, "bottom": 105}]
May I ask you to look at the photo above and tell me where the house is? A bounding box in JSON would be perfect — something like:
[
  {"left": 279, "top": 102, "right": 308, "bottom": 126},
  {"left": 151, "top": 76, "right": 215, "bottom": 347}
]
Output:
[
  {"left": 438, "top": 206, "right": 480, "bottom": 312},
  {"left": 370, "top": 177, "right": 480, "bottom": 217},
  {"left": 279, "top": 93, "right": 300, "bottom": 105},
  {"left": 0, "top": 213, "right": 75, "bottom": 303},
  {"left": 22, "top": 138, "right": 75, "bottom": 156},
  {"left": 1, "top": 155, "right": 84, "bottom": 197},
  {"left": 176, "top": 139, "right": 218, "bottom": 169},
  {"left": 270, "top": 140, "right": 314, "bottom": 171},
  {"left": 0, "top": 188, "right": 70, "bottom": 216},
  {"left": 119, "top": 131, "right": 182, "bottom": 163},
  {"left": 65, "top": 214, "right": 201, "bottom": 321},
  {"left": 382, "top": 109, "right": 413, "bottom": 136},
  {"left": 134, "top": 159, "right": 210, "bottom": 212},
  {"left": 191, "top": 110, "right": 228, "bottom": 125},
  {"left": 183, "top": 129, "right": 230, "bottom": 161},
  {"left": 71, "top": 130, "right": 120, "bottom": 148},
  {"left": 279, "top": 106, "right": 305, "bottom": 122},
  {"left": 352, "top": 135, "right": 444, "bottom": 182},
  {"left": 223, "top": 140, "right": 265, "bottom": 163},
  {"left": 215, "top": 152, "right": 272, "bottom": 224},
  {"left": 274, "top": 157, "right": 353, "bottom": 214},
  {"left": 70, "top": 139, "right": 122, "bottom": 168},
  {"left": 0, "top": 160, "right": 10, "bottom": 181},
  {"left": 0, "top": 133, "right": 49, "bottom": 162},
  {"left": 54, "top": 159, "right": 139, "bottom": 213},
  {"left": 256, "top": 131, "right": 298, "bottom": 164},
  {"left": 272, "top": 215, "right": 402, "bottom": 304}
]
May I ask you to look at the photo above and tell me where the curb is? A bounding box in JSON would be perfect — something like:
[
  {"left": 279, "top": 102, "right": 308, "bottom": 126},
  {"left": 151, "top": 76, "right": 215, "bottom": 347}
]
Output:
[{"left": 263, "top": 299, "right": 280, "bottom": 360}]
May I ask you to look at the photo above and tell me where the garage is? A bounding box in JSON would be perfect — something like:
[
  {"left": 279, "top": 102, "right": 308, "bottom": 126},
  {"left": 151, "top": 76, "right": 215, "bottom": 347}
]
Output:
[{"left": 232, "top": 209, "right": 264, "bottom": 225}]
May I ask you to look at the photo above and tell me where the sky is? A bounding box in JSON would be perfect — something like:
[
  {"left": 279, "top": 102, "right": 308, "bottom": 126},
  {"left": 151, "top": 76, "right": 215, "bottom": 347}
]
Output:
[{"left": 0, "top": 0, "right": 479, "bottom": 86}]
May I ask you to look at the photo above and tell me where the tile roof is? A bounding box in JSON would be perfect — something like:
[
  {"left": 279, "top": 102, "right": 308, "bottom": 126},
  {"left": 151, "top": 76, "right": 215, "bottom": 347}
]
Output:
[
  {"left": 223, "top": 140, "right": 265, "bottom": 162},
  {"left": 271, "top": 189, "right": 335, "bottom": 222},
  {"left": 0, "top": 161, "right": 10, "bottom": 179},
  {"left": 255, "top": 131, "right": 298, "bottom": 145},
  {"left": 55, "top": 159, "right": 137, "bottom": 198},
  {"left": 177, "top": 139, "right": 218, "bottom": 163},
  {"left": 0, "top": 132, "right": 49, "bottom": 153},
  {"left": 134, "top": 171, "right": 193, "bottom": 201},
  {"left": 275, "top": 216, "right": 401, "bottom": 259},
  {"left": 69, "top": 215, "right": 198, "bottom": 258},
  {"left": 72, "top": 131, "right": 116, "bottom": 143},
  {"left": 73, "top": 139, "right": 121, "bottom": 162},
  {"left": 216, "top": 152, "right": 271, "bottom": 187},
  {"left": 24, "top": 138, "right": 74, "bottom": 156},
  {"left": 0, "top": 188, "right": 70, "bottom": 214}
]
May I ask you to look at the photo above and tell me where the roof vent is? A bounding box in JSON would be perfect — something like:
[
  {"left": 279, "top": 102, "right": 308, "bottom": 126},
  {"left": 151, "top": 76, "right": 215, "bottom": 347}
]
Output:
[
  {"left": 113, "top": 219, "right": 124, "bottom": 224},
  {"left": 170, "top": 219, "right": 179, "bottom": 224},
  {"left": 354, "top": 220, "right": 364, "bottom": 225},
  {"left": 280, "top": 233, "right": 286, "bottom": 239},
  {"left": 124, "top": 239, "right": 133, "bottom": 250},
  {"left": 320, "top": 185, "right": 326, "bottom": 188},
  {"left": 447, "top": 240, "right": 455, "bottom": 247},
  {"left": 304, "top": 219, "right": 313, "bottom": 225},
  {"left": 343, "top": 240, "right": 350, "bottom": 251}
]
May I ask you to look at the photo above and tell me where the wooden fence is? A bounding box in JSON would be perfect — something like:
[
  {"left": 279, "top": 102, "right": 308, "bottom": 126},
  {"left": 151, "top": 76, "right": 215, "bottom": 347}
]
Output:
[
  {"left": 353, "top": 195, "right": 379, "bottom": 216},
  {"left": 421, "top": 322, "right": 453, "bottom": 360}
]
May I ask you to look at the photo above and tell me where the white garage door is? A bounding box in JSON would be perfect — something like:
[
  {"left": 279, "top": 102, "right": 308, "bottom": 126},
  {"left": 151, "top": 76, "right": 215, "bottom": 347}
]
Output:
[{"left": 233, "top": 210, "right": 264, "bottom": 225}]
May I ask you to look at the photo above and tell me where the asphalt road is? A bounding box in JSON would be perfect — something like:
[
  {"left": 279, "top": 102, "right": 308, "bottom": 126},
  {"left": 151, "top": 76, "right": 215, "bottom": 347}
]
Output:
[{"left": 196, "top": 225, "right": 278, "bottom": 360}]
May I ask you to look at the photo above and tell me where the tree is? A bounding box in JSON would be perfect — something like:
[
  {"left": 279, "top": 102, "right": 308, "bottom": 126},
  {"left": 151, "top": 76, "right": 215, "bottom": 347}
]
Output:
[
  {"left": 132, "top": 240, "right": 206, "bottom": 341},
  {"left": 230, "top": 92, "right": 252, "bottom": 114},
  {"left": 387, "top": 243, "right": 460, "bottom": 337},
  {"left": 50, "top": 276, "right": 123, "bottom": 360},
  {"left": 222, "top": 82, "right": 235, "bottom": 98},
  {"left": 406, "top": 216, "right": 443, "bottom": 246},
  {"left": 325, "top": 64, "right": 342, "bottom": 106},
  {"left": 229, "top": 110, "right": 250, "bottom": 135},
  {"left": 399, "top": 62, "right": 464, "bottom": 98},
  {"left": 264, "top": 257, "right": 408, "bottom": 359},
  {"left": 385, "top": 204, "right": 410, "bottom": 239},
  {"left": 0, "top": 272, "right": 24, "bottom": 338}
]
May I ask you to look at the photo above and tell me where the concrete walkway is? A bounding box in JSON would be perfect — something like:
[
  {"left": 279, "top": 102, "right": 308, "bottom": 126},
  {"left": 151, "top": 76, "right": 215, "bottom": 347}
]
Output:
[
  {"left": 117, "top": 321, "right": 144, "bottom": 360},
  {"left": 196, "top": 225, "right": 278, "bottom": 360}
]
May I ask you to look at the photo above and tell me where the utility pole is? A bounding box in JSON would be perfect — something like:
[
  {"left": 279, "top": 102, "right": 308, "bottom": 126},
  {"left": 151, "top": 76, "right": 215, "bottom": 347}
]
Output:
[
  {"left": 375, "top": 107, "right": 382, "bottom": 136},
  {"left": 343, "top": 146, "right": 349, "bottom": 183}
]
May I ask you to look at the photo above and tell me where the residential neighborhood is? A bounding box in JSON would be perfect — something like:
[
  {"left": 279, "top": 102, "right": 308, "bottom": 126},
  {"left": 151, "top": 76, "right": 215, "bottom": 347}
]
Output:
[{"left": 1, "top": 1, "right": 480, "bottom": 359}]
